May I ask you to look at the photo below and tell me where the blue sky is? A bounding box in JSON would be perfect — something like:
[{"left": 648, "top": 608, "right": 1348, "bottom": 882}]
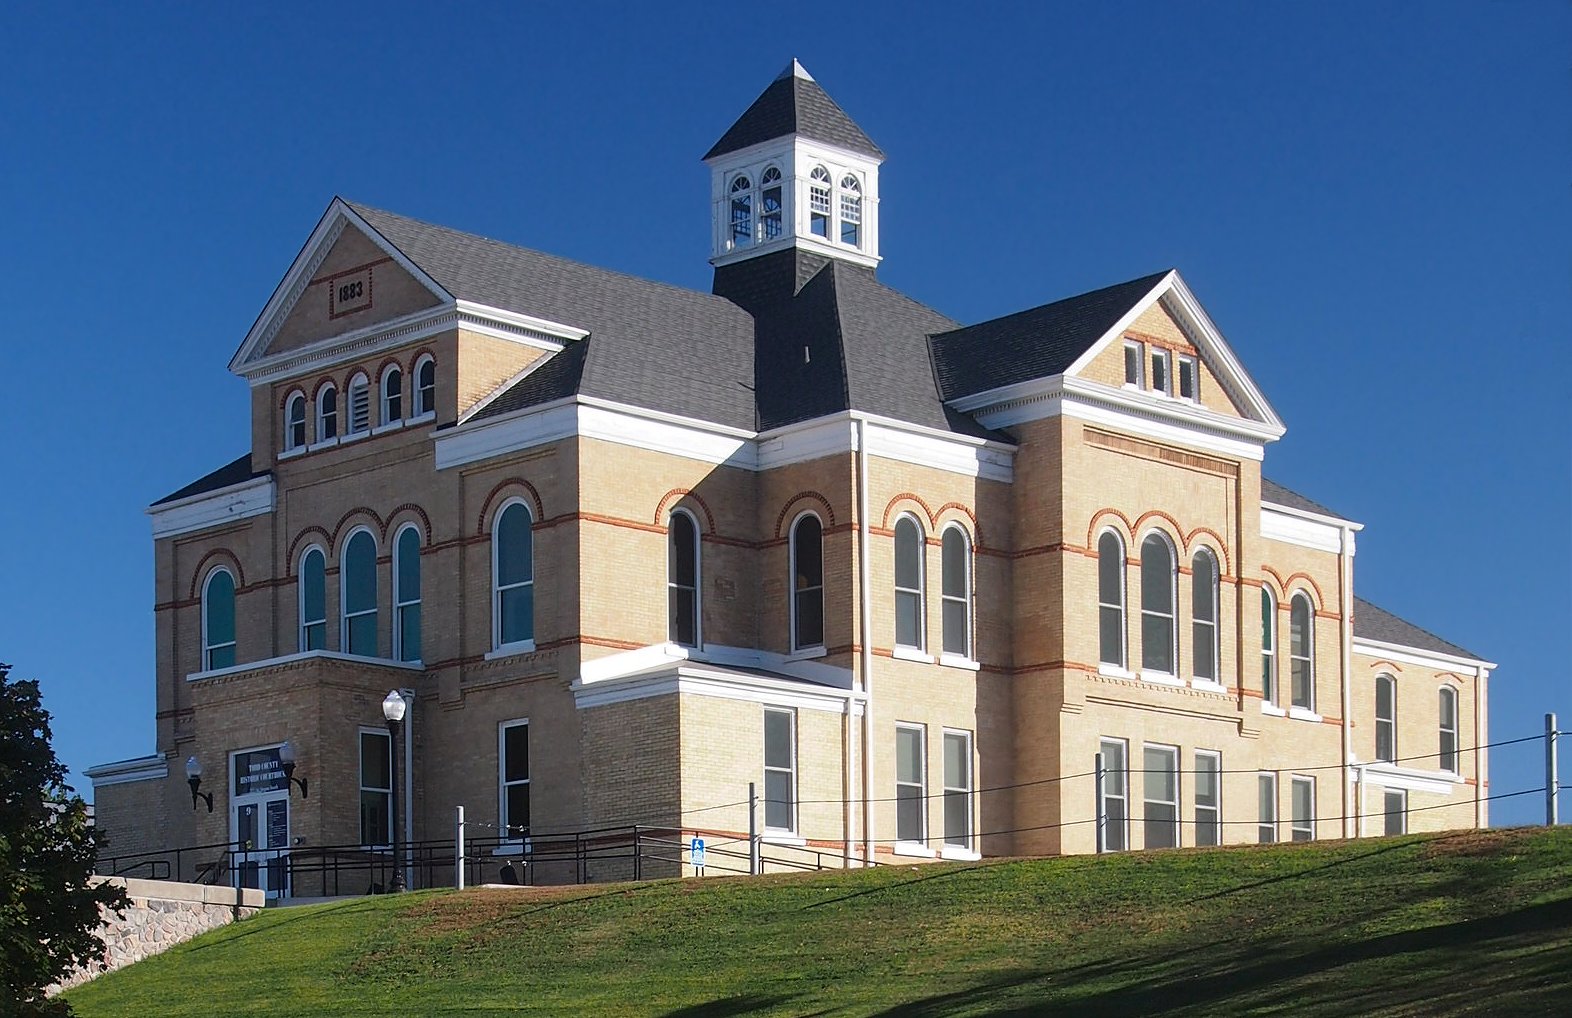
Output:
[{"left": 1, "top": 2, "right": 1566, "bottom": 826}]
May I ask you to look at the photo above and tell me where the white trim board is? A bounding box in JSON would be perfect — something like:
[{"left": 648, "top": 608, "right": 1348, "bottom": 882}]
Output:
[
  {"left": 1352, "top": 638, "right": 1496, "bottom": 673},
  {"left": 148, "top": 475, "right": 274, "bottom": 540},
  {"left": 1349, "top": 761, "right": 1461, "bottom": 796},
  {"left": 185, "top": 649, "right": 426, "bottom": 684},
  {"left": 572, "top": 664, "right": 865, "bottom": 716},
  {"left": 581, "top": 641, "right": 854, "bottom": 690},
  {"left": 84, "top": 754, "right": 169, "bottom": 788},
  {"left": 1261, "top": 506, "right": 1355, "bottom": 555}
]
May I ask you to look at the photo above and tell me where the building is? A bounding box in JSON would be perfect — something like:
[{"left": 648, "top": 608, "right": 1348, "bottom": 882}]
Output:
[{"left": 88, "top": 61, "right": 1496, "bottom": 895}]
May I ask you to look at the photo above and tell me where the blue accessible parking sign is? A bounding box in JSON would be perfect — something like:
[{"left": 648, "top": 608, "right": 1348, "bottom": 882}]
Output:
[{"left": 690, "top": 837, "right": 705, "bottom": 873}]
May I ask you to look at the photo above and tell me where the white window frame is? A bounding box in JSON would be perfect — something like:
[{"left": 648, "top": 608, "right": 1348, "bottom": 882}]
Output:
[
  {"left": 941, "top": 729, "right": 974, "bottom": 855},
  {"left": 1177, "top": 354, "right": 1199, "bottom": 402},
  {"left": 760, "top": 165, "right": 784, "bottom": 241},
  {"left": 1375, "top": 674, "right": 1397, "bottom": 763},
  {"left": 1289, "top": 593, "right": 1315, "bottom": 711},
  {"left": 1097, "top": 529, "right": 1127, "bottom": 672},
  {"left": 316, "top": 383, "right": 339, "bottom": 443},
  {"left": 413, "top": 355, "right": 436, "bottom": 419},
  {"left": 380, "top": 364, "right": 403, "bottom": 426},
  {"left": 1123, "top": 340, "right": 1145, "bottom": 388},
  {"left": 838, "top": 173, "right": 862, "bottom": 248},
  {"left": 893, "top": 514, "right": 926, "bottom": 652},
  {"left": 1290, "top": 775, "right": 1316, "bottom": 842},
  {"left": 1258, "top": 772, "right": 1278, "bottom": 844},
  {"left": 1194, "top": 750, "right": 1221, "bottom": 847},
  {"left": 894, "top": 723, "right": 928, "bottom": 851},
  {"left": 491, "top": 499, "right": 535, "bottom": 654},
  {"left": 498, "top": 718, "right": 530, "bottom": 842},
  {"left": 1261, "top": 587, "right": 1278, "bottom": 708},
  {"left": 1139, "top": 531, "right": 1178, "bottom": 680},
  {"left": 201, "top": 567, "right": 236, "bottom": 672},
  {"left": 1383, "top": 788, "right": 1408, "bottom": 836},
  {"left": 1191, "top": 548, "right": 1220, "bottom": 685},
  {"left": 729, "top": 173, "right": 754, "bottom": 249},
  {"left": 668, "top": 509, "right": 701, "bottom": 648},
  {"left": 939, "top": 524, "right": 973, "bottom": 663},
  {"left": 789, "top": 512, "right": 825, "bottom": 654},
  {"left": 808, "top": 165, "right": 832, "bottom": 239},
  {"left": 298, "top": 545, "right": 327, "bottom": 652},
  {"left": 358, "top": 726, "right": 392, "bottom": 849},
  {"left": 1142, "top": 743, "right": 1180, "bottom": 850},
  {"left": 284, "top": 391, "right": 307, "bottom": 452},
  {"left": 1151, "top": 348, "right": 1172, "bottom": 396},
  {"left": 339, "top": 527, "right": 379, "bottom": 657},
  {"left": 1439, "top": 686, "right": 1460, "bottom": 774},
  {"left": 762, "top": 707, "right": 797, "bottom": 835},
  {"left": 392, "top": 523, "right": 422, "bottom": 664},
  {"left": 1098, "top": 737, "right": 1129, "bottom": 853}
]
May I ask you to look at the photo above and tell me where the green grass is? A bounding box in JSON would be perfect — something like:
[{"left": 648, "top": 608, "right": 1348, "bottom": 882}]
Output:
[{"left": 66, "top": 827, "right": 1572, "bottom": 1016}]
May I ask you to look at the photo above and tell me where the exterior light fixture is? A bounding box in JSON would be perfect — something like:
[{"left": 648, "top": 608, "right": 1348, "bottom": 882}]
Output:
[
  {"left": 382, "top": 690, "right": 408, "bottom": 892},
  {"left": 279, "top": 740, "right": 309, "bottom": 799},
  {"left": 184, "top": 756, "right": 213, "bottom": 813}
]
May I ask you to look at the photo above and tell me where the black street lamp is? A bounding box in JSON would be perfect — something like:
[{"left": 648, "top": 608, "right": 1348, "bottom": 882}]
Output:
[
  {"left": 279, "top": 740, "right": 309, "bottom": 798},
  {"left": 382, "top": 689, "right": 407, "bottom": 892},
  {"left": 184, "top": 756, "right": 213, "bottom": 812}
]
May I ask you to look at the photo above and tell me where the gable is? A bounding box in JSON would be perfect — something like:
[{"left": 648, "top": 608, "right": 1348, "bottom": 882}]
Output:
[
  {"left": 260, "top": 223, "right": 444, "bottom": 358},
  {"left": 1074, "top": 299, "right": 1248, "bottom": 419}
]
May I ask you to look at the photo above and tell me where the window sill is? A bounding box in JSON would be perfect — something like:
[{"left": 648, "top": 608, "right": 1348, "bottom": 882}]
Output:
[
  {"left": 892, "top": 646, "right": 934, "bottom": 664},
  {"left": 409, "top": 410, "right": 436, "bottom": 425},
  {"left": 279, "top": 444, "right": 308, "bottom": 461},
  {"left": 892, "top": 842, "right": 935, "bottom": 859},
  {"left": 1288, "top": 706, "right": 1323, "bottom": 723},
  {"left": 939, "top": 845, "right": 980, "bottom": 861},
  {"left": 372, "top": 418, "right": 406, "bottom": 436},
  {"left": 1140, "top": 671, "right": 1185, "bottom": 687},
  {"left": 761, "top": 833, "right": 804, "bottom": 846},
  {"left": 307, "top": 436, "right": 339, "bottom": 453},
  {"left": 939, "top": 654, "right": 981, "bottom": 672},
  {"left": 486, "top": 639, "right": 537, "bottom": 661},
  {"left": 786, "top": 646, "right": 826, "bottom": 662},
  {"left": 1189, "top": 678, "right": 1228, "bottom": 694},
  {"left": 1261, "top": 702, "right": 1287, "bottom": 717},
  {"left": 341, "top": 429, "right": 371, "bottom": 444},
  {"left": 491, "top": 839, "right": 531, "bottom": 856},
  {"left": 1098, "top": 664, "right": 1136, "bottom": 681}
]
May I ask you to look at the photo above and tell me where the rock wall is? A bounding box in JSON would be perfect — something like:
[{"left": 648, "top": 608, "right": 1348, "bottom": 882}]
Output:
[{"left": 49, "top": 877, "right": 266, "bottom": 995}]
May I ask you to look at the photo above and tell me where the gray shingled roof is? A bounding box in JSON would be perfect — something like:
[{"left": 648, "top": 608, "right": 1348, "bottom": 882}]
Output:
[
  {"left": 1261, "top": 478, "right": 1347, "bottom": 521},
  {"left": 704, "top": 62, "right": 884, "bottom": 161},
  {"left": 1354, "top": 596, "right": 1483, "bottom": 661},
  {"left": 929, "top": 271, "right": 1170, "bottom": 401},
  {"left": 152, "top": 454, "right": 260, "bottom": 506}
]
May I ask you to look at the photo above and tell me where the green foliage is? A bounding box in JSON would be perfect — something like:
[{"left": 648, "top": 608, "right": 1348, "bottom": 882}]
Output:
[
  {"left": 0, "top": 664, "right": 128, "bottom": 1012},
  {"left": 64, "top": 827, "right": 1572, "bottom": 1017}
]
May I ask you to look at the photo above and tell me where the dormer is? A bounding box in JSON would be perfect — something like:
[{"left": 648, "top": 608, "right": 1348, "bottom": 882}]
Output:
[{"left": 704, "top": 60, "right": 883, "bottom": 270}]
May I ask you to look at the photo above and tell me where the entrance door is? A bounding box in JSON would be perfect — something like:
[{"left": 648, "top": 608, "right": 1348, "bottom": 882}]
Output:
[{"left": 233, "top": 794, "right": 291, "bottom": 898}]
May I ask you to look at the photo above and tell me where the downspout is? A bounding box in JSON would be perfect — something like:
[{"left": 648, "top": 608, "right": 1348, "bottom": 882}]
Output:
[
  {"left": 1338, "top": 525, "right": 1355, "bottom": 839},
  {"left": 855, "top": 414, "right": 874, "bottom": 864},
  {"left": 1475, "top": 665, "right": 1489, "bottom": 828}
]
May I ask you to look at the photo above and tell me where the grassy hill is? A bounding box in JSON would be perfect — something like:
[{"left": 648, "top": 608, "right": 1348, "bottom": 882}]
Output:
[{"left": 66, "top": 827, "right": 1572, "bottom": 1017}]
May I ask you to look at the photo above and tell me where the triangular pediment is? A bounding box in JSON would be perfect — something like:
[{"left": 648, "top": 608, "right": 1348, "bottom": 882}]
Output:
[{"left": 229, "top": 199, "right": 451, "bottom": 375}]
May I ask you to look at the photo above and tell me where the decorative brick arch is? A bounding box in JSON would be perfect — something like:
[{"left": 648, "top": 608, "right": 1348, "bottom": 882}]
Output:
[
  {"left": 375, "top": 355, "right": 406, "bottom": 380},
  {"left": 1085, "top": 507, "right": 1135, "bottom": 548},
  {"left": 187, "top": 549, "right": 245, "bottom": 600},
  {"left": 654, "top": 488, "right": 717, "bottom": 533},
  {"left": 933, "top": 502, "right": 982, "bottom": 548},
  {"left": 330, "top": 508, "right": 387, "bottom": 551},
  {"left": 278, "top": 385, "right": 308, "bottom": 411},
  {"left": 1365, "top": 659, "right": 1405, "bottom": 674},
  {"left": 311, "top": 375, "right": 339, "bottom": 401},
  {"left": 286, "top": 527, "right": 333, "bottom": 575},
  {"left": 478, "top": 479, "right": 546, "bottom": 534},
  {"left": 881, "top": 492, "right": 936, "bottom": 531},
  {"left": 1184, "top": 526, "right": 1232, "bottom": 576},
  {"left": 1281, "top": 573, "right": 1327, "bottom": 610},
  {"left": 1132, "top": 509, "right": 1185, "bottom": 546},
  {"left": 1261, "top": 566, "right": 1289, "bottom": 599},
  {"left": 774, "top": 491, "right": 835, "bottom": 539},
  {"left": 383, "top": 504, "right": 433, "bottom": 544}
]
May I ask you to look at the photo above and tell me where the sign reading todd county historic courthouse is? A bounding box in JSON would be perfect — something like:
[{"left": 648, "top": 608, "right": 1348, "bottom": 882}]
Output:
[{"left": 232, "top": 748, "right": 288, "bottom": 796}]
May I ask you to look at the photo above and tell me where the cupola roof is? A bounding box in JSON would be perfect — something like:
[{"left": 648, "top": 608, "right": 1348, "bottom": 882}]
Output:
[{"left": 703, "top": 59, "right": 884, "bottom": 161}]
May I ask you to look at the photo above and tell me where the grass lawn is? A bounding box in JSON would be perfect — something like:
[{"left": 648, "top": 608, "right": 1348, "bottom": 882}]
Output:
[{"left": 66, "top": 827, "right": 1572, "bottom": 1016}]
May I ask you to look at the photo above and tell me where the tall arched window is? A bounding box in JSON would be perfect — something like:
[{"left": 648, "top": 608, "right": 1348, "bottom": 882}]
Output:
[
  {"left": 394, "top": 525, "right": 421, "bottom": 662},
  {"left": 285, "top": 392, "right": 307, "bottom": 451},
  {"left": 1191, "top": 549, "right": 1219, "bottom": 683},
  {"left": 341, "top": 529, "right": 378, "bottom": 656},
  {"left": 493, "top": 502, "right": 534, "bottom": 648},
  {"left": 1375, "top": 674, "right": 1396, "bottom": 762},
  {"left": 1097, "top": 531, "right": 1126, "bottom": 669},
  {"left": 317, "top": 383, "right": 338, "bottom": 441},
  {"left": 809, "top": 166, "right": 832, "bottom": 238},
  {"left": 414, "top": 356, "right": 436, "bottom": 418},
  {"left": 730, "top": 174, "right": 753, "bottom": 248},
  {"left": 760, "top": 166, "right": 783, "bottom": 240},
  {"left": 941, "top": 526, "right": 972, "bottom": 658},
  {"left": 791, "top": 514, "right": 824, "bottom": 651},
  {"left": 347, "top": 372, "right": 371, "bottom": 434},
  {"left": 839, "top": 174, "right": 862, "bottom": 247},
  {"left": 668, "top": 510, "right": 700, "bottom": 647},
  {"left": 1261, "top": 587, "right": 1277, "bottom": 705},
  {"left": 299, "top": 546, "right": 326, "bottom": 651},
  {"left": 1140, "top": 533, "right": 1176, "bottom": 674},
  {"left": 381, "top": 365, "right": 403, "bottom": 425},
  {"left": 1290, "top": 593, "right": 1314, "bottom": 710},
  {"left": 1439, "top": 687, "right": 1459, "bottom": 772},
  {"left": 202, "top": 567, "right": 236, "bottom": 671},
  {"left": 893, "top": 515, "right": 924, "bottom": 650}
]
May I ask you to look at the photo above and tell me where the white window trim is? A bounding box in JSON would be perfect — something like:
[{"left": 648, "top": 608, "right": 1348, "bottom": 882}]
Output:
[
  {"left": 1288, "top": 706, "right": 1323, "bottom": 723},
  {"left": 201, "top": 567, "right": 236, "bottom": 672},
  {"left": 1194, "top": 749, "right": 1222, "bottom": 846},
  {"left": 895, "top": 722, "right": 928, "bottom": 847},
  {"left": 1098, "top": 664, "right": 1137, "bottom": 681},
  {"left": 498, "top": 718, "right": 530, "bottom": 841},
  {"left": 1261, "top": 701, "right": 1288, "bottom": 717},
  {"left": 284, "top": 391, "right": 308, "bottom": 452},
  {"left": 1258, "top": 772, "right": 1278, "bottom": 843},
  {"left": 413, "top": 354, "right": 437, "bottom": 419},
  {"left": 939, "top": 846, "right": 982, "bottom": 861},
  {"left": 789, "top": 512, "right": 825, "bottom": 654},
  {"left": 307, "top": 434, "right": 340, "bottom": 453},
  {"left": 891, "top": 646, "right": 935, "bottom": 664},
  {"left": 379, "top": 364, "right": 403, "bottom": 427},
  {"left": 1141, "top": 671, "right": 1185, "bottom": 686},
  {"left": 1375, "top": 674, "right": 1397, "bottom": 763},
  {"left": 1152, "top": 348, "right": 1173, "bottom": 396},
  {"left": 1096, "top": 529, "right": 1127, "bottom": 670},
  {"left": 892, "top": 842, "right": 936, "bottom": 859},
  {"left": 339, "top": 526, "right": 379, "bottom": 657},
  {"left": 762, "top": 706, "right": 798, "bottom": 836},
  {"left": 1177, "top": 354, "right": 1199, "bottom": 403},
  {"left": 1290, "top": 774, "right": 1317, "bottom": 842},
  {"left": 1142, "top": 742, "right": 1181, "bottom": 850},
  {"left": 939, "top": 524, "right": 973, "bottom": 661},
  {"left": 893, "top": 514, "right": 926, "bottom": 652},
  {"left": 1190, "top": 678, "right": 1228, "bottom": 694},
  {"left": 485, "top": 639, "right": 538, "bottom": 661},
  {"left": 1139, "top": 531, "right": 1178, "bottom": 677},
  {"left": 392, "top": 523, "right": 422, "bottom": 665},
  {"left": 1438, "top": 685, "right": 1461, "bottom": 775},
  {"left": 939, "top": 654, "right": 981, "bottom": 671},
  {"left": 359, "top": 726, "right": 393, "bottom": 849},
  {"left": 316, "top": 384, "right": 338, "bottom": 443},
  {"left": 942, "top": 727, "right": 974, "bottom": 853},
  {"left": 1190, "top": 549, "right": 1220, "bottom": 685},
  {"left": 347, "top": 372, "right": 372, "bottom": 435},
  {"left": 1122, "top": 339, "right": 1145, "bottom": 389},
  {"left": 668, "top": 508, "right": 702, "bottom": 649},
  {"left": 1384, "top": 787, "right": 1409, "bottom": 835},
  {"left": 1261, "top": 587, "right": 1278, "bottom": 707},
  {"left": 298, "top": 545, "right": 327, "bottom": 654},
  {"left": 1289, "top": 592, "right": 1315, "bottom": 712},
  {"left": 492, "top": 499, "right": 535, "bottom": 651},
  {"left": 1098, "top": 737, "right": 1129, "bottom": 853},
  {"left": 729, "top": 172, "right": 755, "bottom": 250}
]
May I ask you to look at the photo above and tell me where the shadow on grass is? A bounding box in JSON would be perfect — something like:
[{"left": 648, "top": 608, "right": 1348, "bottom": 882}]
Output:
[
  {"left": 800, "top": 860, "right": 1010, "bottom": 911},
  {"left": 1185, "top": 835, "right": 1430, "bottom": 904},
  {"left": 186, "top": 898, "right": 383, "bottom": 952},
  {"left": 657, "top": 994, "right": 799, "bottom": 1017}
]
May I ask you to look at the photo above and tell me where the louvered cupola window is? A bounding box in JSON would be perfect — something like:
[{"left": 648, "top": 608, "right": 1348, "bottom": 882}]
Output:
[
  {"left": 809, "top": 166, "right": 832, "bottom": 237},
  {"left": 730, "top": 175, "right": 753, "bottom": 248},
  {"left": 760, "top": 167, "right": 784, "bottom": 240},
  {"left": 839, "top": 174, "right": 862, "bottom": 247},
  {"left": 348, "top": 373, "right": 371, "bottom": 434}
]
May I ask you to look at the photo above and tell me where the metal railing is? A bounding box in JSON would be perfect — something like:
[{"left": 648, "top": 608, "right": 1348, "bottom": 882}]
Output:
[{"left": 95, "top": 840, "right": 240, "bottom": 885}]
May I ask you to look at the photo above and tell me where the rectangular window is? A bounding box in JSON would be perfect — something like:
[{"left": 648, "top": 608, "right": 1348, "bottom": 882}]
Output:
[
  {"left": 942, "top": 730, "right": 973, "bottom": 850},
  {"left": 499, "top": 720, "right": 530, "bottom": 839},
  {"left": 1098, "top": 738, "right": 1128, "bottom": 853},
  {"left": 763, "top": 708, "right": 796, "bottom": 833},
  {"left": 1261, "top": 591, "right": 1276, "bottom": 705},
  {"left": 809, "top": 184, "right": 831, "bottom": 237},
  {"left": 1258, "top": 772, "right": 1277, "bottom": 844},
  {"left": 359, "top": 729, "right": 391, "bottom": 847},
  {"left": 1439, "top": 689, "right": 1460, "bottom": 773},
  {"left": 1375, "top": 678, "right": 1396, "bottom": 762},
  {"left": 1384, "top": 788, "right": 1408, "bottom": 836},
  {"left": 1290, "top": 775, "right": 1315, "bottom": 842},
  {"left": 1123, "top": 341, "right": 1144, "bottom": 387},
  {"left": 1194, "top": 750, "right": 1221, "bottom": 847},
  {"left": 1151, "top": 349, "right": 1171, "bottom": 395},
  {"left": 896, "top": 724, "right": 927, "bottom": 845},
  {"left": 1178, "top": 355, "right": 1198, "bottom": 401},
  {"left": 1143, "top": 744, "right": 1179, "bottom": 850}
]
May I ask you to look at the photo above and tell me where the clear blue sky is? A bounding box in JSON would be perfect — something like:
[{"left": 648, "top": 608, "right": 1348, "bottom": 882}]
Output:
[{"left": 1, "top": 2, "right": 1566, "bottom": 826}]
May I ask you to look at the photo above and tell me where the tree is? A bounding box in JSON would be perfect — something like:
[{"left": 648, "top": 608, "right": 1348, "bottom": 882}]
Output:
[{"left": 0, "top": 663, "right": 127, "bottom": 1013}]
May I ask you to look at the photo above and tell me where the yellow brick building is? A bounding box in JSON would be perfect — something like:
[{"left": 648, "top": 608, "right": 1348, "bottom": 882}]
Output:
[{"left": 89, "top": 61, "right": 1494, "bottom": 895}]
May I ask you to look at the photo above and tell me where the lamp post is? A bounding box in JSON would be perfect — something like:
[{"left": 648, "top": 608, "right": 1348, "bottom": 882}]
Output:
[
  {"left": 184, "top": 756, "right": 213, "bottom": 812},
  {"left": 279, "top": 740, "right": 309, "bottom": 798},
  {"left": 382, "top": 689, "right": 407, "bottom": 892}
]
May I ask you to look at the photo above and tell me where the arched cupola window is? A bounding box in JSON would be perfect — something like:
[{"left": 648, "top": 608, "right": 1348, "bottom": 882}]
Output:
[
  {"left": 839, "top": 174, "right": 862, "bottom": 247},
  {"left": 809, "top": 166, "right": 832, "bottom": 238},
  {"left": 730, "top": 175, "right": 753, "bottom": 248},
  {"left": 760, "top": 167, "right": 784, "bottom": 240}
]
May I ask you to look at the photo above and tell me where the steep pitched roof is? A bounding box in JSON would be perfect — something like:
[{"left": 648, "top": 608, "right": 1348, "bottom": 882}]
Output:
[
  {"left": 928, "top": 271, "right": 1171, "bottom": 401},
  {"left": 1354, "top": 596, "right": 1484, "bottom": 662},
  {"left": 704, "top": 60, "right": 884, "bottom": 161},
  {"left": 1261, "top": 478, "right": 1347, "bottom": 521},
  {"left": 152, "top": 454, "right": 260, "bottom": 506}
]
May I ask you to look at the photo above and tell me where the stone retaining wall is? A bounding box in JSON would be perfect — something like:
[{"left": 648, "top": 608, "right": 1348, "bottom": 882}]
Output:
[{"left": 49, "top": 877, "right": 265, "bottom": 995}]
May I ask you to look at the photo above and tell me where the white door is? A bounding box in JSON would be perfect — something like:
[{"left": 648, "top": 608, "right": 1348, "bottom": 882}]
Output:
[{"left": 233, "top": 793, "right": 290, "bottom": 898}]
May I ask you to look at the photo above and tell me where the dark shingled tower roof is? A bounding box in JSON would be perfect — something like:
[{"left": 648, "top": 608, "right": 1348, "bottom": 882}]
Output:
[{"left": 704, "top": 60, "right": 884, "bottom": 161}]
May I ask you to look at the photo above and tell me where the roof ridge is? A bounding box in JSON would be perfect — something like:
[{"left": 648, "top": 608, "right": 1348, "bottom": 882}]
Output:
[{"left": 934, "top": 269, "right": 1171, "bottom": 338}]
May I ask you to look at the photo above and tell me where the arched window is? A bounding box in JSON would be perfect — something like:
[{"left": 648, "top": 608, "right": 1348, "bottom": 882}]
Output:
[
  {"left": 1290, "top": 593, "right": 1314, "bottom": 710},
  {"left": 941, "top": 526, "right": 972, "bottom": 658},
  {"left": 809, "top": 166, "right": 832, "bottom": 238},
  {"left": 839, "top": 174, "right": 862, "bottom": 247},
  {"left": 493, "top": 502, "right": 534, "bottom": 648},
  {"left": 394, "top": 525, "right": 421, "bottom": 662},
  {"left": 285, "top": 392, "right": 307, "bottom": 451},
  {"left": 791, "top": 514, "right": 824, "bottom": 651},
  {"left": 893, "top": 516, "right": 924, "bottom": 650},
  {"left": 668, "top": 510, "right": 700, "bottom": 647},
  {"left": 341, "top": 529, "right": 378, "bottom": 656},
  {"left": 730, "top": 174, "right": 753, "bottom": 248},
  {"left": 381, "top": 365, "right": 403, "bottom": 425},
  {"left": 760, "top": 166, "right": 783, "bottom": 240},
  {"left": 317, "top": 383, "right": 338, "bottom": 441},
  {"left": 1261, "top": 587, "right": 1277, "bottom": 705},
  {"left": 299, "top": 546, "right": 326, "bottom": 651},
  {"left": 1191, "top": 549, "right": 1219, "bottom": 683},
  {"left": 1097, "top": 531, "right": 1126, "bottom": 669},
  {"left": 1375, "top": 674, "right": 1396, "bottom": 762},
  {"left": 1140, "top": 533, "right": 1176, "bottom": 675},
  {"left": 1439, "top": 687, "right": 1459, "bottom": 772},
  {"left": 414, "top": 356, "right": 436, "bottom": 418},
  {"left": 202, "top": 568, "right": 236, "bottom": 671},
  {"left": 347, "top": 373, "right": 371, "bottom": 434}
]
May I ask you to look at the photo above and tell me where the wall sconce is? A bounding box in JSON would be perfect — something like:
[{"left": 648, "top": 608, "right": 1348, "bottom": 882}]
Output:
[
  {"left": 184, "top": 756, "right": 213, "bottom": 812},
  {"left": 279, "top": 740, "right": 309, "bottom": 798}
]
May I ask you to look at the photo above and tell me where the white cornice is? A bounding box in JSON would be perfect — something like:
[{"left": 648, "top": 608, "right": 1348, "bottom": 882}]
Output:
[
  {"left": 84, "top": 753, "right": 168, "bottom": 787},
  {"left": 1352, "top": 638, "right": 1496, "bottom": 674},
  {"left": 1262, "top": 499, "right": 1364, "bottom": 531},
  {"left": 574, "top": 642, "right": 862, "bottom": 714},
  {"left": 1261, "top": 506, "right": 1355, "bottom": 555},
  {"left": 147, "top": 475, "right": 274, "bottom": 540},
  {"left": 1349, "top": 760, "right": 1461, "bottom": 795},
  {"left": 185, "top": 649, "right": 426, "bottom": 684}
]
